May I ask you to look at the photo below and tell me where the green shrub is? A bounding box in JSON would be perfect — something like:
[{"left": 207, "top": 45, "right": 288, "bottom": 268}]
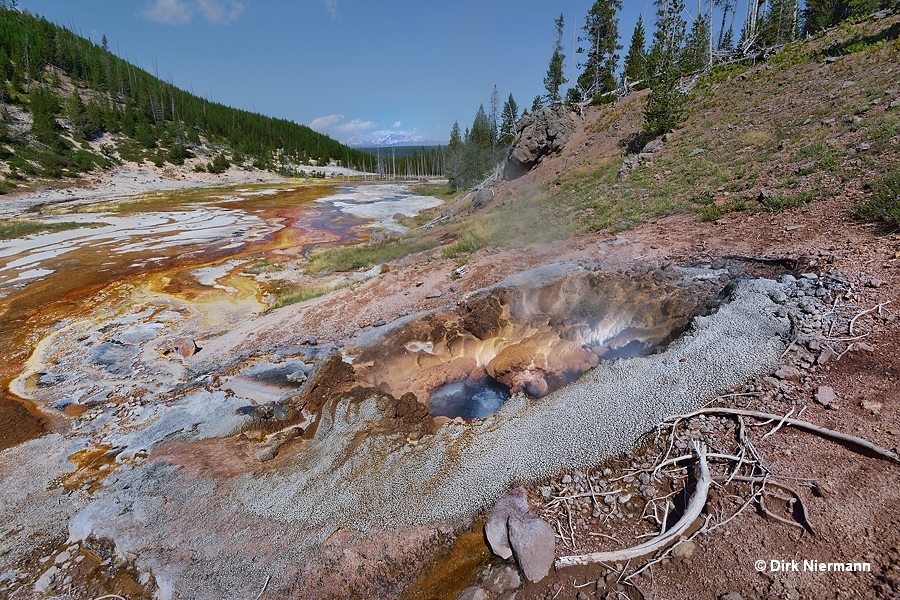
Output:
[
  {"left": 853, "top": 170, "right": 900, "bottom": 224},
  {"left": 207, "top": 153, "right": 230, "bottom": 174},
  {"left": 760, "top": 189, "right": 817, "bottom": 212},
  {"left": 442, "top": 232, "right": 483, "bottom": 258}
]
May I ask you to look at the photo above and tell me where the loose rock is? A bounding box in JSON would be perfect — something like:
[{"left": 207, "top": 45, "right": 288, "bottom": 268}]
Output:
[
  {"left": 485, "top": 487, "right": 529, "bottom": 560},
  {"left": 775, "top": 365, "right": 802, "bottom": 382},
  {"left": 508, "top": 512, "right": 556, "bottom": 583},
  {"left": 814, "top": 386, "right": 837, "bottom": 408}
]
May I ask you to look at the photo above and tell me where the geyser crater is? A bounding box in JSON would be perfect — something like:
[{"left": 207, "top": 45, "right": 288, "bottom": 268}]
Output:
[{"left": 350, "top": 264, "right": 724, "bottom": 421}]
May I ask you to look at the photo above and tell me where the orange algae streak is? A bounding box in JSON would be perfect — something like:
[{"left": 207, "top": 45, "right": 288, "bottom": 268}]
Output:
[
  {"left": 64, "top": 444, "right": 120, "bottom": 492},
  {"left": 0, "top": 181, "right": 362, "bottom": 451}
]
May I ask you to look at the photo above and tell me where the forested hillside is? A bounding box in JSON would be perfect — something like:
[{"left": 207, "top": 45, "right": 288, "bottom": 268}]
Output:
[
  {"left": 444, "top": 0, "right": 900, "bottom": 191},
  {"left": 0, "top": 5, "right": 375, "bottom": 191}
]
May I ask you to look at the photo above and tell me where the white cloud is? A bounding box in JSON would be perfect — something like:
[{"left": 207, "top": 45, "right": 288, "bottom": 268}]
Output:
[
  {"left": 142, "top": 0, "right": 193, "bottom": 25},
  {"left": 197, "top": 0, "right": 246, "bottom": 24},
  {"left": 310, "top": 115, "right": 429, "bottom": 146},
  {"left": 141, "top": 0, "right": 245, "bottom": 25},
  {"left": 309, "top": 115, "right": 343, "bottom": 130},
  {"left": 310, "top": 114, "right": 377, "bottom": 136},
  {"left": 323, "top": 0, "right": 338, "bottom": 20}
]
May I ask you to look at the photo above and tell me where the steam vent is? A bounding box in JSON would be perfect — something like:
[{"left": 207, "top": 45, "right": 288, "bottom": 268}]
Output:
[{"left": 351, "top": 264, "right": 720, "bottom": 421}]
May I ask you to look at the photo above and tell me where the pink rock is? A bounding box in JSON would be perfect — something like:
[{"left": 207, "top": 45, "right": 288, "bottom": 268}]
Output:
[
  {"left": 484, "top": 487, "right": 529, "bottom": 560},
  {"left": 861, "top": 400, "right": 883, "bottom": 415},
  {"left": 814, "top": 386, "right": 837, "bottom": 408},
  {"left": 173, "top": 337, "right": 200, "bottom": 358},
  {"left": 774, "top": 365, "right": 802, "bottom": 382}
]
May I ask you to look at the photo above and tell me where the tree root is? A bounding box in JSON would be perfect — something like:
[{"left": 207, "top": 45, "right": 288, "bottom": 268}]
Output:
[
  {"left": 664, "top": 407, "right": 900, "bottom": 465},
  {"left": 555, "top": 442, "right": 711, "bottom": 569}
]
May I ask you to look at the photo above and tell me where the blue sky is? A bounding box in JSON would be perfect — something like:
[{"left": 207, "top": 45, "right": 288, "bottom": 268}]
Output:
[{"left": 18, "top": 1, "right": 749, "bottom": 145}]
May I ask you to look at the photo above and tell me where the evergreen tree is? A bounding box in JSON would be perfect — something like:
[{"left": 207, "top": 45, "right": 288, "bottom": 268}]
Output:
[
  {"left": 531, "top": 95, "right": 544, "bottom": 112},
  {"left": 682, "top": 13, "right": 712, "bottom": 72},
  {"left": 29, "top": 86, "right": 64, "bottom": 149},
  {"left": 499, "top": 93, "right": 519, "bottom": 146},
  {"left": 565, "top": 87, "right": 583, "bottom": 105},
  {"left": 802, "top": 0, "right": 842, "bottom": 33},
  {"left": 757, "top": 0, "right": 799, "bottom": 47},
  {"left": 66, "top": 89, "right": 91, "bottom": 138},
  {"left": 802, "top": 0, "right": 885, "bottom": 35},
  {"left": 576, "top": 0, "right": 623, "bottom": 100},
  {"left": 643, "top": 0, "right": 687, "bottom": 137},
  {"left": 445, "top": 121, "right": 464, "bottom": 189},
  {"left": 488, "top": 84, "right": 500, "bottom": 150},
  {"left": 543, "top": 14, "right": 567, "bottom": 104},
  {"left": 719, "top": 26, "right": 735, "bottom": 51},
  {"left": 468, "top": 104, "right": 492, "bottom": 151},
  {"left": 622, "top": 14, "right": 647, "bottom": 86}
]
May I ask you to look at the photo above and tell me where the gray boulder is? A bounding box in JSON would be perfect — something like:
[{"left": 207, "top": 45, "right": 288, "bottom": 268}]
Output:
[
  {"left": 502, "top": 104, "right": 575, "bottom": 180},
  {"left": 471, "top": 185, "right": 496, "bottom": 210},
  {"left": 484, "top": 487, "right": 529, "bottom": 559},
  {"left": 508, "top": 512, "right": 556, "bottom": 583}
]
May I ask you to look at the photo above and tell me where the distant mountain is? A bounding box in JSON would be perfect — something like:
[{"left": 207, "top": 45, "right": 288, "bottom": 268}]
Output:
[{"left": 350, "top": 133, "right": 447, "bottom": 148}]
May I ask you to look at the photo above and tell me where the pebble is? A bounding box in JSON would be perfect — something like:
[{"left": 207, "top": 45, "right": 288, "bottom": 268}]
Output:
[
  {"left": 815, "top": 481, "right": 834, "bottom": 498},
  {"left": 861, "top": 400, "right": 883, "bottom": 415},
  {"left": 774, "top": 365, "right": 802, "bottom": 382},
  {"left": 33, "top": 566, "right": 58, "bottom": 593},
  {"left": 673, "top": 540, "right": 696, "bottom": 560},
  {"left": 814, "top": 386, "right": 837, "bottom": 408}
]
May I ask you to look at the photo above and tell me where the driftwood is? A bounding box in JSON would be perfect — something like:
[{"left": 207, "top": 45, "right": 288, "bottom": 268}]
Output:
[
  {"left": 555, "top": 443, "right": 711, "bottom": 569},
  {"left": 665, "top": 407, "right": 900, "bottom": 465}
]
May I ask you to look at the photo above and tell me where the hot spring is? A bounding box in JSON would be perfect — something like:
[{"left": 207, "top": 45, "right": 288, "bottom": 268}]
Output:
[{"left": 350, "top": 265, "right": 726, "bottom": 421}]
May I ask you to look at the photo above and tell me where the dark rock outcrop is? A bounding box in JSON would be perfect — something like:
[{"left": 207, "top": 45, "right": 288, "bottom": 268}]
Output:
[{"left": 502, "top": 104, "right": 576, "bottom": 180}]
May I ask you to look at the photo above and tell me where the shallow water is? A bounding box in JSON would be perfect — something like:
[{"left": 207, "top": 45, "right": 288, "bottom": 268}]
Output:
[
  {"left": 0, "top": 181, "right": 441, "bottom": 451},
  {"left": 428, "top": 377, "right": 511, "bottom": 420}
]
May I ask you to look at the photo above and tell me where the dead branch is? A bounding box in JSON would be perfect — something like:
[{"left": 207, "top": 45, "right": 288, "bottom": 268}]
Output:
[
  {"left": 555, "top": 443, "right": 711, "bottom": 569},
  {"left": 848, "top": 300, "right": 892, "bottom": 335},
  {"left": 761, "top": 407, "right": 794, "bottom": 440},
  {"left": 716, "top": 475, "right": 814, "bottom": 534},
  {"left": 665, "top": 408, "right": 900, "bottom": 465}
]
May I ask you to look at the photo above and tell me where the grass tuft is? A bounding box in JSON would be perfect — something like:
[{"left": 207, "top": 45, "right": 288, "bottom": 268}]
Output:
[
  {"left": 853, "top": 169, "right": 900, "bottom": 225},
  {"left": 271, "top": 284, "right": 335, "bottom": 309},
  {"left": 305, "top": 238, "right": 437, "bottom": 274},
  {"left": 0, "top": 220, "right": 107, "bottom": 240}
]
